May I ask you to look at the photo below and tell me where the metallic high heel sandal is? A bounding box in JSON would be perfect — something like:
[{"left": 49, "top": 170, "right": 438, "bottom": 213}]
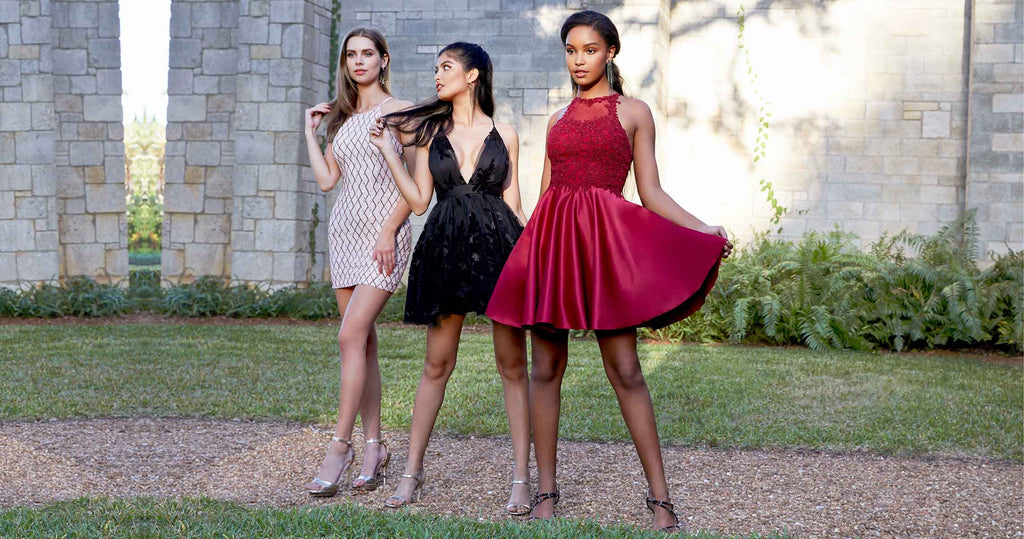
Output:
[
  {"left": 645, "top": 489, "right": 685, "bottom": 533},
  {"left": 305, "top": 435, "right": 354, "bottom": 497},
  {"left": 383, "top": 470, "right": 425, "bottom": 508},
  {"left": 352, "top": 438, "right": 390, "bottom": 492},
  {"left": 507, "top": 479, "right": 531, "bottom": 516},
  {"left": 527, "top": 490, "right": 560, "bottom": 521}
]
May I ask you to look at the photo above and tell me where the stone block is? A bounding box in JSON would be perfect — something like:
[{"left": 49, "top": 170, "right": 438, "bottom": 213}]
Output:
[
  {"left": 195, "top": 214, "right": 230, "bottom": 244},
  {"left": 0, "top": 252, "right": 15, "bottom": 282},
  {"left": 96, "top": 69, "right": 121, "bottom": 94},
  {"left": 0, "top": 103, "right": 31, "bottom": 130},
  {"left": 0, "top": 2, "right": 19, "bottom": 23},
  {"left": 992, "top": 133, "right": 1023, "bottom": 152},
  {"left": 0, "top": 132, "right": 13, "bottom": 163},
  {"left": 863, "top": 138, "right": 901, "bottom": 156},
  {"left": 920, "top": 185, "right": 957, "bottom": 205},
  {"left": 70, "top": 75, "right": 97, "bottom": 94},
  {"left": 167, "top": 95, "right": 208, "bottom": 121},
  {"left": 234, "top": 102, "right": 259, "bottom": 130},
  {"left": 255, "top": 219, "right": 298, "bottom": 251},
  {"left": 64, "top": 243, "right": 105, "bottom": 277},
  {"left": 185, "top": 243, "right": 226, "bottom": 276},
  {"left": 186, "top": 141, "right": 221, "bottom": 166},
  {"left": 233, "top": 165, "right": 259, "bottom": 196},
  {"left": 95, "top": 214, "right": 121, "bottom": 243},
  {"left": 273, "top": 251, "right": 306, "bottom": 283},
  {"left": 8, "top": 45, "right": 39, "bottom": 59},
  {"left": 16, "top": 251, "right": 59, "bottom": 282},
  {"left": 170, "top": 2, "right": 191, "bottom": 37},
  {"left": 242, "top": 196, "right": 273, "bottom": 219},
  {"left": 230, "top": 250, "right": 274, "bottom": 281},
  {"left": 206, "top": 168, "right": 233, "bottom": 197},
  {"left": 21, "top": 74, "right": 52, "bottom": 102},
  {"left": 523, "top": 89, "right": 547, "bottom": 116},
  {"left": 162, "top": 248, "right": 184, "bottom": 278},
  {"left": 87, "top": 39, "right": 121, "bottom": 69},
  {"left": 922, "top": 111, "right": 951, "bottom": 138},
  {"left": 235, "top": 132, "right": 275, "bottom": 164},
  {"left": 270, "top": 1, "right": 306, "bottom": 24},
  {"left": 169, "top": 39, "right": 202, "bottom": 68},
  {"left": 0, "top": 191, "right": 12, "bottom": 218},
  {"left": 15, "top": 131, "right": 52, "bottom": 164},
  {"left": 85, "top": 184, "right": 125, "bottom": 213},
  {"left": 20, "top": 16, "right": 49, "bottom": 44},
  {"left": 239, "top": 16, "right": 269, "bottom": 43},
  {"left": 203, "top": 49, "right": 236, "bottom": 75},
  {"left": 69, "top": 141, "right": 104, "bottom": 166},
  {"left": 60, "top": 214, "right": 95, "bottom": 243},
  {"left": 0, "top": 220, "right": 34, "bottom": 251},
  {"left": 258, "top": 102, "right": 301, "bottom": 131},
  {"left": 975, "top": 44, "right": 1015, "bottom": 63},
  {"left": 83, "top": 95, "right": 122, "bottom": 122},
  {"left": 16, "top": 196, "right": 48, "bottom": 219},
  {"left": 164, "top": 183, "right": 205, "bottom": 213},
  {"left": 976, "top": 3, "right": 1017, "bottom": 23},
  {"left": 98, "top": 3, "right": 120, "bottom": 37},
  {"left": 992, "top": 94, "right": 1024, "bottom": 113},
  {"left": 236, "top": 75, "right": 268, "bottom": 101},
  {"left": 268, "top": 59, "right": 304, "bottom": 86},
  {"left": 169, "top": 213, "right": 195, "bottom": 243},
  {"left": 192, "top": 1, "right": 222, "bottom": 28}
]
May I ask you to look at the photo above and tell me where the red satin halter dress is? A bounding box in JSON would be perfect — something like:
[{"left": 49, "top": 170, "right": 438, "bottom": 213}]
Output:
[{"left": 485, "top": 94, "right": 726, "bottom": 330}]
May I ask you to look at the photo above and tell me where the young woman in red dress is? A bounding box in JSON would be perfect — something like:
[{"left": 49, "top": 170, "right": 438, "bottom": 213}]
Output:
[{"left": 486, "top": 10, "right": 733, "bottom": 533}]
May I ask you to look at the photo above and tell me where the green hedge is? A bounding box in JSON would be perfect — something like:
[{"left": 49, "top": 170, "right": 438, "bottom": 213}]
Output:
[{"left": 2, "top": 212, "right": 1020, "bottom": 352}]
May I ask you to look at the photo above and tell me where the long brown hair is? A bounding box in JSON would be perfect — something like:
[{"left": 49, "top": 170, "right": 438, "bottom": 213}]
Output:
[
  {"left": 560, "top": 10, "right": 625, "bottom": 96},
  {"left": 323, "top": 28, "right": 392, "bottom": 144}
]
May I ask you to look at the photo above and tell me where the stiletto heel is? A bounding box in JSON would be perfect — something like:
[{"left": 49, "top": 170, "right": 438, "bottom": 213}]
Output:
[
  {"left": 645, "top": 489, "right": 685, "bottom": 533},
  {"left": 527, "top": 490, "right": 559, "bottom": 521},
  {"left": 305, "top": 435, "right": 354, "bottom": 497},
  {"left": 352, "top": 438, "right": 390, "bottom": 492},
  {"left": 384, "top": 470, "right": 425, "bottom": 508},
  {"left": 507, "top": 479, "right": 530, "bottom": 516}
]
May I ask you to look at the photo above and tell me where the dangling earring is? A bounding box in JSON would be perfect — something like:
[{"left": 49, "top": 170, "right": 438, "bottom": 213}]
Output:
[
  {"left": 606, "top": 60, "right": 613, "bottom": 84},
  {"left": 379, "top": 65, "right": 388, "bottom": 85}
]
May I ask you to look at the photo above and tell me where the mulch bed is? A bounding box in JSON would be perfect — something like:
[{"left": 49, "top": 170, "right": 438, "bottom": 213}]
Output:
[{"left": 0, "top": 418, "right": 1020, "bottom": 537}]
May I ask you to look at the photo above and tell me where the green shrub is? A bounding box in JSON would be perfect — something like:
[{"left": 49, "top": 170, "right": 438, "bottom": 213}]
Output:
[{"left": 640, "top": 211, "right": 1022, "bottom": 353}]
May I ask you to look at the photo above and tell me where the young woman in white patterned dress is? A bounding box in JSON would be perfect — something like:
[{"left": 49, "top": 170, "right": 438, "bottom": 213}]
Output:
[{"left": 301, "top": 28, "right": 414, "bottom": 497}]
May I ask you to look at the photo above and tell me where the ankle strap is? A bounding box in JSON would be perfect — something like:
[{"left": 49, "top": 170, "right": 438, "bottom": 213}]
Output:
[
  {"left": 331, "top": 435, "right": 352, "bottom": 446},
  {"left": 531, "top": 491, "right": 559, "bottom": 507},
  {"left": 511, "top": 480, "right": 528, "bottom": 485},
  {"left": 365, "top": 438, "right": 382, "bottom": 444}
]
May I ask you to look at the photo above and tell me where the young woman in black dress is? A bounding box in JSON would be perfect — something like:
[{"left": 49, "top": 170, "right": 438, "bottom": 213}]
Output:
[{"left": 368, "top": 42, "right": 532, "bottom": 515}]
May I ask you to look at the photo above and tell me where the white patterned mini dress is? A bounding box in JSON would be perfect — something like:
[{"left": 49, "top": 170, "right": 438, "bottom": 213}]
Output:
[{"left": 328, "top": 97, "right": 412, "bottom": 291}]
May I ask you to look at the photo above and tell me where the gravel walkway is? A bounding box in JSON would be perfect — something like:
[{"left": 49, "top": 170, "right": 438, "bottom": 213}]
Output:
[{"left": 0, "top": 418, "right": 1019, "bottom": 538}]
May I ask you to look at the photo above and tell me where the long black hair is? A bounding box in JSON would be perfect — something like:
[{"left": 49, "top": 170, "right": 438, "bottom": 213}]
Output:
[
  {"left": 560, "top": 10, "right": 625, "bottom": 96},
  {"left": 382, "top": 42, "right": 495, "bottom": 147}
]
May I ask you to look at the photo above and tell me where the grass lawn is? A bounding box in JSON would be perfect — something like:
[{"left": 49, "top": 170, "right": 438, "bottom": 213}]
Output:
[
  {"left": 0, "top": 498, "right": 790, "bottom": 538},
  {"left": 0, "top": 324, "right": 1020, "bottom": 462}
]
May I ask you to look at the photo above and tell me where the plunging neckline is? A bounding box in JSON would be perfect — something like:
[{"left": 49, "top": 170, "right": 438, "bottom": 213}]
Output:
[{"left": 442, "top": 125, "right": 498, "bottom": 185}]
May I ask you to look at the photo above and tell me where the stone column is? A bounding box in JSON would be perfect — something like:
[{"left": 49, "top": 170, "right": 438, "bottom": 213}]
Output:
[
  {"left": 52, "top": 0, "right": 127, "bottom": 282},
  {"left": 230, "top": 0, "right": 330, "bottom": 287},
  {"left": 0, "top": 0, "right": 60, "bottom": 286},
  {"left": 966, "top": 0, "right": 1023, "bottom": 255},
  {"left": 163, "top": 0, "right": 237, "bottom": 282}
]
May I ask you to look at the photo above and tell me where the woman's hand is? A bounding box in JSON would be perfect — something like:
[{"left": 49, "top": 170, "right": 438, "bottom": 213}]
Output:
[
  {"left": 305, "top": 102, "right": 330, "bottom": 132},
  {"left": 368, "top": 118, "right": 398, "bottom": 156},
  {"left": 699, "top": 224, "right": 734, "bottom": 258},
  {"left": 373, "top": 227, "right": 398, "bottom": 276}
]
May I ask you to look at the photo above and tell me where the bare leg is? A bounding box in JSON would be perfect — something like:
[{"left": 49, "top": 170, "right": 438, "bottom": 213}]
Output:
[
  {"left": 303, "top": 285, "right": 392, "bottom": 491},
  {"left": 528, "top": 328, "right": 569, "bottom": 519},
  {"left": 386, "top": 314, "right": 465, "bottom": 505},
  {"left": 493, "top": 322, "right": 530, "bottom": 512},
  {"left": 596, "top": 329, "right": 678, "bottom": 530}
]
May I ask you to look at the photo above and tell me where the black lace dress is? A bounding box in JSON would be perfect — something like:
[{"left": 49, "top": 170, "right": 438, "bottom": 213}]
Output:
[{"left": 404, "top": 122, "right": 524, "bottom": 325}]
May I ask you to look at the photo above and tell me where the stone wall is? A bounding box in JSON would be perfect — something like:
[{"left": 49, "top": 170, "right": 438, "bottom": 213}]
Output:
[
  {"left": 1, "top": 1, "right": 1020, "bottom": 289},
  {"left": 0, "top": 0, "right": 59, "bottom": 283},
  {"left": 0, "top": 0, "right": 126, "bottom": 287},
  {"left": 163, "top": 0, "right": 238, "bottom": 282},
  {"left": 967, "top": 0, "right": 1023, "bottom": 255},
  {"left": 52, "top": 0, "right": 127, "bottom": 281}
]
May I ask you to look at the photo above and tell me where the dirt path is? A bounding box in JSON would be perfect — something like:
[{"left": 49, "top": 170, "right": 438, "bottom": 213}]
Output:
[{"left": 0, "top": 418, "right": 1019, "bottom": 538}]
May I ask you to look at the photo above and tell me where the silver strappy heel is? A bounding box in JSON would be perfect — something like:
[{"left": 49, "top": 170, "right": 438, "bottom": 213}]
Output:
[{"left": 305, "top": 435, "right": 354, "bottom": 497}]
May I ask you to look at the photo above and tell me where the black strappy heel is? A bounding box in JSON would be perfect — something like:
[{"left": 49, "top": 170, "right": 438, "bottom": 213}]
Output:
[
  {"left": 527, "top": 490, "right": 560, "bottom": 521},
  {"left": 645, "top": 490, "right": 685, "bottom": 533}
]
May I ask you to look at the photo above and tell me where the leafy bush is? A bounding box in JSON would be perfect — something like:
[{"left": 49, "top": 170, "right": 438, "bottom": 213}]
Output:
[
  {"left": 640, "top": 211, "right": 1022, "bottom": 353},
  {"left": 0, "top": 277, "right": 131, "bottom": 317}
]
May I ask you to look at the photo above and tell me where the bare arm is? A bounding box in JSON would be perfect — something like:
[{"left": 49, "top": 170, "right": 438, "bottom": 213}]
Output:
[
  {"left": 537, "top": 109, "right": 563, "bottom": 199},
  {"left": 628, "top": 99, "right": 733, "bottom": 256},
  {"left": 378, "top": 99, "right": 415, "bottom": 230},
  {"left": 497, "top": 123, "right": 527, "bottom": 226},
  {"left": 303, "top": 102, "right": 342, "bottom": 192},
  {"left": 369, "top": 119, "right": 434, "bottom": 215},
  {"left": 370, "top": 98, "right": 416, "bottom": 276}
]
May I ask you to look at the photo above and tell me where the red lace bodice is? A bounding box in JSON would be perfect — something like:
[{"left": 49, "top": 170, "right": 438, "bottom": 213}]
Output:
[{"left": 547, "top": 94, "right": 633, "bottom": 194}]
